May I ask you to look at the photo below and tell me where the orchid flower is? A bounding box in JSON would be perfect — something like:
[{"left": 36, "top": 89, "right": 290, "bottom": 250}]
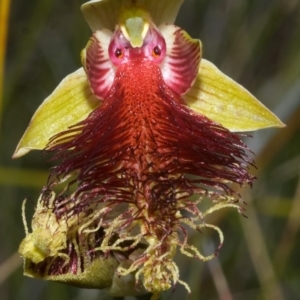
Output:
[{"left": 15, "top": 0, "right": 284, "bottom": 299}]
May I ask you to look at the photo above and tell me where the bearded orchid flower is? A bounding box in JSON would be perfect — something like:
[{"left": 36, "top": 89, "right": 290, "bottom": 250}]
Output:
[{"left": 15, "top": 0, "right": 284, "bottom": 299}]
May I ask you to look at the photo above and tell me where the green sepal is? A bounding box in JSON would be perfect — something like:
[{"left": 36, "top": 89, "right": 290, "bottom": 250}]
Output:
[
  {"left": 13, "top": 68, "right": 100, "bottom": 158},
  {"left": 23, "top": 255, "right": 118, "bottom": 289},
  {"left": 184, "top": 59, "right": 285, "bottom": 132},
  {"left": 81, "top": 0, "right": 183, "bottom": 31}
]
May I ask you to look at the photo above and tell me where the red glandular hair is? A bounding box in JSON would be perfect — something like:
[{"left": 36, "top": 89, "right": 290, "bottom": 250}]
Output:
[{"left": 47, "top": 59, "right": 254, "bottom": 219}]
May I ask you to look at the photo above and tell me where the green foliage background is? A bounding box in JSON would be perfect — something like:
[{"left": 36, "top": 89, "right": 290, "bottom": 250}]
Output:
[{"left": 1, "top": 0, "right": 300, "bottom": 299}]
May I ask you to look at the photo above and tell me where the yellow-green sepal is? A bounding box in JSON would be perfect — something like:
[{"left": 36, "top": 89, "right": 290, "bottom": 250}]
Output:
[
  {"left": 23, "top": 255, "right": 119, "bottom": 289},
  {"left": 81, "top": 0, "right": 183, "bottom": 31},
  {"left": 13, "top": 68, "right": 100, "bottom": 158},
  {"left": 184, "top": 59, "right": 285, "bottom": 132},
  {"left": 23, "top": 255, "right": 146, "bottom": 296}
]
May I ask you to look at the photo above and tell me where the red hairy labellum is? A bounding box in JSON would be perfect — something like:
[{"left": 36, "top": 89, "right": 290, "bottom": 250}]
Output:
[
  {"left": 49, "top": 59, "right": 253, "bottom": 207},
  {"left": 27, "top": 16, "right": 255, "bottom": 295}
]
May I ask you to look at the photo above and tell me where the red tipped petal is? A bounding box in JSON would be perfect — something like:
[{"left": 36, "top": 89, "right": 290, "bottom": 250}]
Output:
[
  {"left": 160, "top": 24, "right": 201, "bottom": 95},
  {"left": 83, "top": 29, "right": 116, "bottom": 99}
]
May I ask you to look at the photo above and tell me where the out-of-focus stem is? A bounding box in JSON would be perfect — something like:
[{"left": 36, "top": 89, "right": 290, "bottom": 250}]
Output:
[
  {"left": 0, "top": 0, "right": 11, "bottom": 125},
  {"left": 0, "top": 252, "right": 22, "bottom": 285},
  {"left": 274, "top": 176, "right": 300, "bottom": 274},
  {"left": 240, "top": 192, "right": 286, "bottom": 300},
  {"left": 204, "top": 241, "right": 233, "bottom": 300}
]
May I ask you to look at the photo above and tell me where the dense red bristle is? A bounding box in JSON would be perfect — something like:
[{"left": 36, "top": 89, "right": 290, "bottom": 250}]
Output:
[{"left": 46, "top": 59, "right": 254, "bottom": 220}]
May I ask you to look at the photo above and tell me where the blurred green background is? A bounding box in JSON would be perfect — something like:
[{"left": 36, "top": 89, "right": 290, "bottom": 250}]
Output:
[{"left": 1, "top": 0, "right": 300, "bottom": 299}]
